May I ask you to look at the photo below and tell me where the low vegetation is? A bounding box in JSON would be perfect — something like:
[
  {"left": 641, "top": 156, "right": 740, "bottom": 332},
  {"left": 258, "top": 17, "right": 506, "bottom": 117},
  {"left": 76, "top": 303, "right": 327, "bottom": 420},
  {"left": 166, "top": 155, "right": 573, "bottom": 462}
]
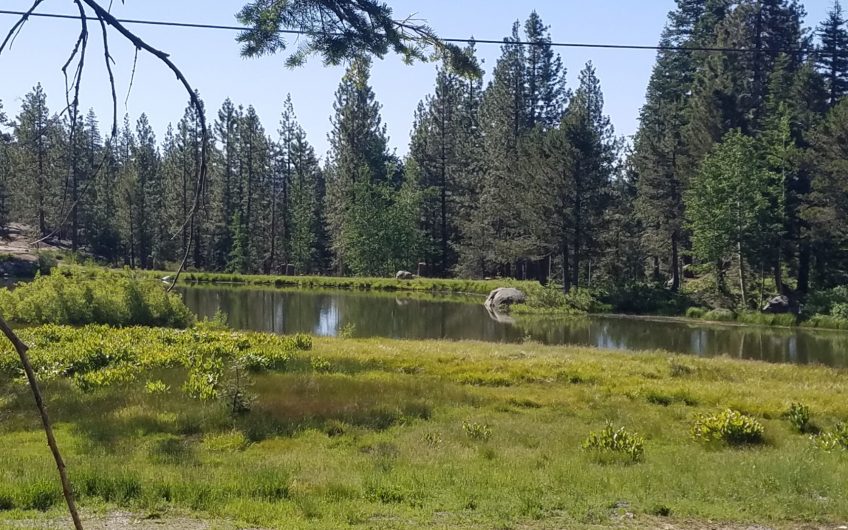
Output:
[
  {"left": 99, "top": 266, "right": 542, "bottom": 297},
  {"left": 0, "top": 269, "right": 193, "bottom": 328},
  {"left": 1, "top": 330, "right": 847, "bottom": 528}
]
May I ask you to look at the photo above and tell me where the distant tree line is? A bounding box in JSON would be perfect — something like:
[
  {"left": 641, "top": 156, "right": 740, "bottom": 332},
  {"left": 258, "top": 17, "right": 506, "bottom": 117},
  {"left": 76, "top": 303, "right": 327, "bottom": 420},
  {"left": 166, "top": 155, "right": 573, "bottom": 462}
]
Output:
[{"left": 1, "top": 2, "right": 847, "bottom": 304}]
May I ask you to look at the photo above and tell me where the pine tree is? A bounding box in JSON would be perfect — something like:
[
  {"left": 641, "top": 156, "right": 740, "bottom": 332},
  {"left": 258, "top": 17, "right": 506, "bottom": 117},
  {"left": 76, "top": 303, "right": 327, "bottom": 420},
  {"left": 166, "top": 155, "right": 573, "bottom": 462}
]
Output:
[
  {"left": 325, "top": 57, "right": 395, "bottom": 275},
  {"left": 817, "top": 1, "right": 848, "bottom": 107},
  {"left": 86, "top": 110, "right": 121, "bottom": 262},
  {"left": 806, "top": 98, "right": 848, "bottom": 286},
  {"left": 633, "top": 1, "right": 711, "bottom": 290},
  {"left": 116, "top": 116, "right": 138, "bottom": 266},
  {"left": 462, "top": 22, "right": 533, "bottom": 277},
  {"left": 288, "top": 123, "right": 322, "bottom": 274},
  {"left": 13, "top": 84, "right": 63, "bottom": 237},
  {"left": 272, "top": 95, "right": 298, "bottom": 273},
  {"left": 542, "top": 62, "right": 617, "bottom": 291},
  {"left": 408, "top": 57, "right": 466, "bottom": 276},
  {"left": 523, "top": 11, "right": 567, "bottom": 129},
  {"left": 130, "top": 114, "right": 161, "bottom": 269},
  {"left": 235, "top": 105, "right": 270, "bottom": 273},
  {"left": 0, "top": 101, "right": 12, "bottom": 230}
]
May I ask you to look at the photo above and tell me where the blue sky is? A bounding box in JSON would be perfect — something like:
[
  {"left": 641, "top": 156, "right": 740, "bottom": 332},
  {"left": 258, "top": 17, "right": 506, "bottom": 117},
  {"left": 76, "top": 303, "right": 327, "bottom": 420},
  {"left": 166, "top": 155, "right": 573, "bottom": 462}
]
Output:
[{"left": 0, "top": 1, "right": 834, "bottom": 158}]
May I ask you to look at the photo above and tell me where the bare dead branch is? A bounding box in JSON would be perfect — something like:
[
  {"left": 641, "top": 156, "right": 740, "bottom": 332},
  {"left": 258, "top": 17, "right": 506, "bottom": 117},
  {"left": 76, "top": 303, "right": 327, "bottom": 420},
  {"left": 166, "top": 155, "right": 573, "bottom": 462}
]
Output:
[
  {"left": 0, "top": 316, "right": 84, "bottom": 530},
  {"left": 0, "top": 0, "right": 44, "bottom": 55},
  {"left": 125, "top": 46, "right": 139, "bottom": 107}
]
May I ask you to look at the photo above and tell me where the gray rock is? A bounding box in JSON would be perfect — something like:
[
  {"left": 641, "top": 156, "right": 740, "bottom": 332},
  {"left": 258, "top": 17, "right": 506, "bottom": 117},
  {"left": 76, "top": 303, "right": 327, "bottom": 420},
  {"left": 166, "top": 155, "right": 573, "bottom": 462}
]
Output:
[
  {"left": 762, "top": 294, "right": 791, "bottom": 314},
  {"left": 484, "top": 287, "right": 527, "bottom": 312},
  {"left": 395, "top": 270, "right": 416, "bottom": 280}
]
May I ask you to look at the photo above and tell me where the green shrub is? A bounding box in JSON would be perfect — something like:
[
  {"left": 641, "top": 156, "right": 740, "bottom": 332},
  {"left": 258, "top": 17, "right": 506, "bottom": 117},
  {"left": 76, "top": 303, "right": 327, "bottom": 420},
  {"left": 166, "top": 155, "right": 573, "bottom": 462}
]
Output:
[
  {"left": 519, "top": 285, "right": 610, "bottom": 315},
  {"left": 803, "top": 286, "right": 848, "bottom": 316},
  {"left": 601, "top": 283, "right": 694, "bottom": 315},
  {"left": 812, "top": 423, "right": 848, "bottom": 451},
  {"left": 145, "top": 380, "right": 170, "bottom": 395},
  {"left": 685, "top": 307, "right": 707, "bottom": 319},
  {"left": 36, "top": 253, "right": 58, "bottom": 275},
  {"left": 801, "top": 314, "right": 848, "bottom": 330},
  {"left": 463, "top": 421, "right": 492, "bottom": 441},
  {"left": 831, "top": 303, "right": 848, "bottom": 321},
  {"left": 703, "top": 308, "right": 736, "bottom": 322},
  {"left": 786, "top": 402, "right": 812, "bottom": 433},
  {"left": 0, "top": 269, "right": 194, "bottom": 328},
  {"left": 339, "top": 322, "right": 357, "bottom": 339},
  {"left": 582, "top": 423, "right": 645, "bottom": 464},
  {"left": 691, "top": 409, "right": 764, "bottom": 446}
]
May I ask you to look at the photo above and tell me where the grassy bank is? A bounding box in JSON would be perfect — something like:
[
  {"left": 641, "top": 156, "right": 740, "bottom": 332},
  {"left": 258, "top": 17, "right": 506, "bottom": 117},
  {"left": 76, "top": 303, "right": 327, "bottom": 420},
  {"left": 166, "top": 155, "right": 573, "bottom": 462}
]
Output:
[
  {"left": 131, "top": 268, "right": 542, "bottom": 296},
  {"left": 1, "top": 327, "right": 847, "bottom": 528}
]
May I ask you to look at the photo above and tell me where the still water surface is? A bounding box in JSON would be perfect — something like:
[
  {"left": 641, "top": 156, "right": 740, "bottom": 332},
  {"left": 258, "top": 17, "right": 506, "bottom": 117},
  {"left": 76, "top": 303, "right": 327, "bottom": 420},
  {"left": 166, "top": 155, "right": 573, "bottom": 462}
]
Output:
[{"left": 181, "top": 286, "right": 848, "bottom": 367}]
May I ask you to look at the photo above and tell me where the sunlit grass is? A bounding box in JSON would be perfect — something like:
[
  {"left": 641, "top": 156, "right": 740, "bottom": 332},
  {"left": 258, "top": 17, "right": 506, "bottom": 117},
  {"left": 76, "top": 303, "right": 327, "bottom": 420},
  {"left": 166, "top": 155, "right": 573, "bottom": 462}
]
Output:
[{"left": 0, "top": 332, "right": 847, "bottom": 528}]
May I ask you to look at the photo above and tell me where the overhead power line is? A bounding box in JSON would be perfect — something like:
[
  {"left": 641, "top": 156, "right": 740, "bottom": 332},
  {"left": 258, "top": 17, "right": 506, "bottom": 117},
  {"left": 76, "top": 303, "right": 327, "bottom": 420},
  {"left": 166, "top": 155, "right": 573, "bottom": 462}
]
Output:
[{"left": 0, "top": 8, "right": 831, "bottom": 56}]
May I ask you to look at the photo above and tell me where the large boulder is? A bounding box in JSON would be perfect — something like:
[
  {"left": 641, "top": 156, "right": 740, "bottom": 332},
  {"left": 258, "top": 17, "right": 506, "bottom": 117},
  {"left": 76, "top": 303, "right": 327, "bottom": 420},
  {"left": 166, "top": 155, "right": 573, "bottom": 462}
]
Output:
[
  {"left": 395, "top": 270, "right": 416, "bottom": 280},
  {"left": 484, "top": 287, "right": 527, "bottom": 312},
  {"left": 762, "top": 295, "right": 792, "bottom": 314}
]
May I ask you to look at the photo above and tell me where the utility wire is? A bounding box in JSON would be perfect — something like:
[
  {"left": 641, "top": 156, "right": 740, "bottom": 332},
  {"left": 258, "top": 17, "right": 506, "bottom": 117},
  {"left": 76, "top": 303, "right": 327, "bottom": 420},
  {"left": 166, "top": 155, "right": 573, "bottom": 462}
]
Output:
[{"left": 0, "top": 8, "right": 833, "bottom": 56}]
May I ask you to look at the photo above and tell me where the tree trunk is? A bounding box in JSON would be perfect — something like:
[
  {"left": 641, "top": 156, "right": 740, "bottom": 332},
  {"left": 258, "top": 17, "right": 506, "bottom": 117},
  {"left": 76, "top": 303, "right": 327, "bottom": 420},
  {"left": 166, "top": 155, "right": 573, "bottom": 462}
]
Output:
[
  {"left": 0, "top": 317, "right": 83, "bottom": 530},
  {"left": 562, "top": 243, "right": 571, "bottom": 294},
  {"left": 738, "top": 241, "right": 747, "bottom": 309},
  {"left": 798, "top": 241, "right": 811, "bottom": 294},
  {"left": 670, "top": 233, "right": 680, "bottom": 292},
  {"left": 760, "top": 263, "right": 766, "bottom": 309}
]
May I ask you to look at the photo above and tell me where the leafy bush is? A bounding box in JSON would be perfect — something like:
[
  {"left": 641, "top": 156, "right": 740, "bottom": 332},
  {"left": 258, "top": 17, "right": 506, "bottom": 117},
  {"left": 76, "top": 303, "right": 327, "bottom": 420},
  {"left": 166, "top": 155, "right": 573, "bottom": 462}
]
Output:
[
  {"left": 36, "top": 253, "right": 58, "bottom": 275},
  {"left": 703, "top": 308, "right": 736, "bottom": 322},
  {"left": 686, "top": 307, "right": 707, "bottom": 319},
  {"left": 518, "top": 285, "right": 610, "bottom": 315},
  {"left": 339, "top": 322, "right": 357, "bottom": 339},
  {"left": 601, "top": 283, "right": 693, "bottom": 315},
  {"left": 691, "top": 409, "right": 764, "bottom": 446},
  {"left": 812, "top": 423, "right": 848, "bottom": 452},
  {"left": 0, "top": 269, "right": 194, "bottom": 328},
  {"left": 803, "top": 286, "right": 848, "bottom": 316},
  {"left": 462, "top": 421, "right": 492, "bottom": 441},
  {"left": 582, "top": 423, "right": 645, "bottom": 464},
  {"left": 831, "top": 303, "right": 848, "bottom": 321},
  {"left": 144, "top": 380, "right": 170, "bottom": 395},
  {"left": 786, "top": 402, "right": 812, "bottom": 433}
]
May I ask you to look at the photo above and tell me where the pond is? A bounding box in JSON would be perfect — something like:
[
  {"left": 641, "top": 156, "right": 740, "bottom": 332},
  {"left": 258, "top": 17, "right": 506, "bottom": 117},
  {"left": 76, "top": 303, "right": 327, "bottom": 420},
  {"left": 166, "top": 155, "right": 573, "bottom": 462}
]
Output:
[{"left": 180, "top": 285, "right": 848, "bottom": 368}]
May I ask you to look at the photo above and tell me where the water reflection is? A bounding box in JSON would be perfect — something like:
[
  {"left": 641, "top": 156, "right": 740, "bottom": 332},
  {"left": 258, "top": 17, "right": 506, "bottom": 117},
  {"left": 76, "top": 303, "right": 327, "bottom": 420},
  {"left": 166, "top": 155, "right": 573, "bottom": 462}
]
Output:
[{"left": 180, "top": 286, "right": 848, "bottom": 368}]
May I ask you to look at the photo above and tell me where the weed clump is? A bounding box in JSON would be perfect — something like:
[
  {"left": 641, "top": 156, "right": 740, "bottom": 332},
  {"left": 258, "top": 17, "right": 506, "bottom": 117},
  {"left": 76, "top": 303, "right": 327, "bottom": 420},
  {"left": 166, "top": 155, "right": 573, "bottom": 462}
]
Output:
[
  {"left": 812, "top": 423, "right": 848, "bottom": 452},
  {"left": 786, "top": 402, "right": 813, "bottom": 433},
  {"left": 691, "top": 409, "right": 764, "bottom": 446},
  {"left": 463, "top": 421, "right": 492, "bottom": 441},
  {"left": 582, "top": 422, "right": 645, "bottom": 464}
]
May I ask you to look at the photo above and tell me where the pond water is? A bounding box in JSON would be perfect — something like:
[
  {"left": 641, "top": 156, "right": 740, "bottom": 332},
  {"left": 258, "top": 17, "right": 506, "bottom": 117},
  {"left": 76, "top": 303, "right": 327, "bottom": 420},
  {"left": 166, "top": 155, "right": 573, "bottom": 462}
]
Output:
[{"left": 180, "top": 286, "right": 848, "bottom": 368}]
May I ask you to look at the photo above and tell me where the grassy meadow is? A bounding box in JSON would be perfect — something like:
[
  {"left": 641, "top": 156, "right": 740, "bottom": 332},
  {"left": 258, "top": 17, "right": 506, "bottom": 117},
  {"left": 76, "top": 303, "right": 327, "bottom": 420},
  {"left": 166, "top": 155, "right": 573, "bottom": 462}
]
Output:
[{"left": 0, "top": 327, "right": 847, "bottom": 529}]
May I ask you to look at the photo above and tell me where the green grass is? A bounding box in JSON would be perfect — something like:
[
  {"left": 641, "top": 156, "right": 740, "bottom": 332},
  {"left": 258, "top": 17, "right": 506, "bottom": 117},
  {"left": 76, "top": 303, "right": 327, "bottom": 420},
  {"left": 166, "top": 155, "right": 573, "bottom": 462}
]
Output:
[{"left": 1, "top": 328, "right": 847, "bottom": 528}]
